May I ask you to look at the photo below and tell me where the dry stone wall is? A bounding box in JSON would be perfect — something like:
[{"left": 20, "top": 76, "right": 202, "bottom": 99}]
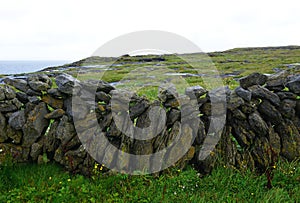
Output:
[{"left": 0, "top": 71, "right": 299, "bottom": 175}]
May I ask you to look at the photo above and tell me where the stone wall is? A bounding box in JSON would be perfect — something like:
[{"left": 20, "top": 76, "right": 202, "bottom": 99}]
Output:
[{"left": 0, "top": 71, "right": 299, "bottom": 175}]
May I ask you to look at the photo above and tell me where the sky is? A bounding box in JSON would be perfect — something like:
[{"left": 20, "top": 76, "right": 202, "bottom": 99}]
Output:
[{"left": 0, "top": 0, "right": 300, "bottom": 61}]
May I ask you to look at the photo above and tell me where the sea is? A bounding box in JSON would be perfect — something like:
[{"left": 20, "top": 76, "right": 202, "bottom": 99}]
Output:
[{"left": 0, "top": 60, "right": 71, "bottom": 75}]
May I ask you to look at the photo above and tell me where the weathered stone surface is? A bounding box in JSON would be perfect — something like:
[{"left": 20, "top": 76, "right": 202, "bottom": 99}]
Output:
[
  {"left": 227, "top": 92, "right": 244, "bottom": 110},
  {"left": 47, "top": 88, "right": 64, "bottom": 98},
  {"left": 129, "top": 99, "right": 149, "bottom": 119},
  {"left": 208, "top": 86, "right": 230, "bottom": 102},
  {"left": 42, "top": 94, "right": 64, "bottom": 109},
  {"left": 8, "top": 110, "right": 26, "bottom": 130},
  {"left": 81, "top": 80, "right": 114, "bottom": 94},
  {"left": 22, "top": 102, "right": 49, "bottom": 146},
  {"left": 258, "top": 100, "right": 283, "bottom": 125},
  {"left": 286, "top": 75, "right": 300, "bottom": 94},
  {"left": 275, "top": 120, "right": 300, "bottom": 161},
  {"left": 64, "top": 145, "right": 87, "bottom": 171},
  {"left": 279, "top": 99, "right": 296, "bottom": 119},
  {"left": 95, "top": 91, "right": 111, "bottom": 103},
  {"left": 296, "top": 100, "right": 300, "bottom": 117},
  {"left": 0, "top": 85, "right": 16, "bottom": 100},
  {"left": 30, "top": 142, "right": 43, "bottom": 161},
  {"left": 239, "top": 72, "right": 267, "bottom": 89},
  {"left": 45, "top": 120, "right": 60, "bottom": 154},
  {"left": 248, "top": 111, "right": 268, "bottom": 136},
  {"left": 200, "top": 102, "right": 226, "bottom": 116},
  {"left": 265, "top": 70, "right": 289, "bottom": 91},
  {"left": 0, "top": 112, "right": 8, "bottom": 142},
  {"left": 158, "top": 84, "right": 178, "bottom": 103},
  {"left": 55, "top": 73, "right": 81, "bottom": 95},
  {"left": 0, "top": 98, "right": 22, "bottom": 112},
  {"left": 235, "top": 86, "right": 251, "bottom": 102},
  {"left": 276, "top": 91, "right": 297, "bottom": 100},
  {"left": 248, "top": 85, "right": 280, "bottom": 106},
  {"left": 26, "top": 89, "right": 42, "bottom": 96},
  {"left": 167, "top": 108, "right": 181, "bottom": 126},
  {"left": 4, "top": 78, "right": 29, "bottom": 92},
  {"left": 0, "top": 144, "right": 29, "bottom": 163},
  {"left": 56, "top": 115, "right": 76, "bottom": 146},
  {"left": 64, "top": 96, "right": 89, "bottom": 120},
  {"left": 185, "top": 85, "right": 207, "bottom": 99},
  {"left": 28, "top": 74, "right": 52, "bottom": 92},
  {"left": 194, "top": 119, "right": 206, "bottom": 145},
  {"left": 28, "top": 96, "right": 40, "bottom": 104},
  {"left": 231, "top": 119, "right": 255, "bottom": 147},
  {"left": 110, "top": 89, "right": 138, "bottom": 103},
  {"left": 268, "top": 127, "right": 281, "bottom": 155},
  {"left": 16, "top": 92, "right": 29, "bottom": 104},
  {"left": 251, "top": 137, "right": 271, "bottom": 171},
  {"left": 44, "top": 109, "right": 65, "bottom": 119}
]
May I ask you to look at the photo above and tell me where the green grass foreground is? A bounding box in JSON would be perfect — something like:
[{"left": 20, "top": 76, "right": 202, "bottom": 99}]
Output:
[{"left": 0, "top": 160, "right": 299, "bottom": 202}]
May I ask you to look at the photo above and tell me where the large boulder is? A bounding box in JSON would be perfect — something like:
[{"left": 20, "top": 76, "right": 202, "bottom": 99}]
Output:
[
  {"left": 8, "top": 110, "right": 26, "bottom": 130},
  {"left": 28, "top": 74, "right": 52, "bottom": 92},
  {"left": 265, "top": 71, "right": 289, "bottom": 91},
  {"left": 55, "top": 73, "right": 81, "bottom": 95},
  {"left": 0, "top": 98, "right": 22, "bottom": 112},
  {"left": 286, "top": 75, "right": 300, "bottom": 94},
  {"left": 22, "top": 102, "right": 49, "bottom": 146},
  {"left": 248, "top": 85, "right": 280, "bottom": 106},
  {"left": 0, "top": 85, "right": 16, "bottom": 100},
  {"left": 239, "top": 73, "right": 267, "bottom": 89},
  {"left": 258, "top": 100, "right": 283, "bottom": 125},
  {"left": 3, "top": 78, "right": 29, "bottom": 92}
]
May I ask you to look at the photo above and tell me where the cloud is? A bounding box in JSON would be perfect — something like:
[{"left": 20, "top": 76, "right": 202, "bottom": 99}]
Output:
[{"left": 0, "top": 0, "right": 299, "bottom": 60}]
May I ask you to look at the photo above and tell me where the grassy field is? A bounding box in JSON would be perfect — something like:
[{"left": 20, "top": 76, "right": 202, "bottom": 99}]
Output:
[
  {"left": 0, "top": 159, "right": 299, "bottom": 202},
  {"left": 44, "top": 46, "right": 300, "bottom": 100}
]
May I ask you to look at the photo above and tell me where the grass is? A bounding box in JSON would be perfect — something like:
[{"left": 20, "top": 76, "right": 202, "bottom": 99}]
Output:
[
  {"left": 0, "top": 159, "right": 299, "bottom": 202},
  {"left": 58, "top": 46, "right": 300, "bottom": 100}
]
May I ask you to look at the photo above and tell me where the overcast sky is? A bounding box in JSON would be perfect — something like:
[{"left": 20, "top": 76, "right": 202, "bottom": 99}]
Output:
[{"left": 0, "top": 0, "right": 299, "bottom": 61}]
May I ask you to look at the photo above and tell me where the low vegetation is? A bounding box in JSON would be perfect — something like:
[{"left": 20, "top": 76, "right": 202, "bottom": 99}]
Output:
[{"left": 0, "top": 158, "right": 299, "bottom": 202}]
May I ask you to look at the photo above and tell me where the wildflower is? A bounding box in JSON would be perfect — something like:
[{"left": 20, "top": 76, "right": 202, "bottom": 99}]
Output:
[
  {"left": 59, "top": 181, "right": 62, "bottom": 184},
  {"left": 67, "top": 179, "right": 71, "bottom": 182},
  {"left": 251, "top": 193, "right": 254, "bottom": 195},
  {"left": 177, "top": 169, "right": 181, "bottom": 172},
  {"left": 174, "top": 192, "right": 177, "bottom": 195},
  {"left": 0, "top": 149, "right": 3, "bottom": 153},
  {"left": 49, "top": 177, "right": 52, "bottom": 180},
  {"left": 94, "top": 163, "right": 99, "bottom": 169}
]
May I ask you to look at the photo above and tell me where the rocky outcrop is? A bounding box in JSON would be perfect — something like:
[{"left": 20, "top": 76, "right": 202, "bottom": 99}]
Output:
[{"left": 0, "top": 71, "right": 299, "bottom": 177}]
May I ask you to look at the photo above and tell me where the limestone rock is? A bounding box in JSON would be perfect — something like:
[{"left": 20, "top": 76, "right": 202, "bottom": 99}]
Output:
[
  {"left": 265, "top": 70, "right": 289, "bottom": 91},
  {"left": 42, "top": 94, "right": 64, "bottom": 109},
  {"left": 286, "top": 75, "right": 300, "bottom": 94},
  {"left": 0, "top": 98, "right": 22, "bottom": 112},
  {"left": 0, "top": 112, "right": 8, "bottom": 143},
  {"left": 30, "top": 142, "right": 43, "bottom": 161},
  {"left": 55, "top": 73, "right": 81, "bottom": 95},
  {"left": 185, "top": 85, "right": 207, "bottom": 99},
  {"left": 248, "top": 85, "right": 280, "bottom": 106},
  {"left": 4, "top": 78, "right": 29, "bottom": 92},
  {"left": 22, "top": 102, "right": 49, "bottom": 146},
  {"left": 239, "top": 72, "right": 267, "bottom": 89},
  {"left": 248, "top": 111, "right": 268, "bottom": 136},
  {"left": 235, "top": 86, "right": 251, "bottom": 102},
  {"left": 258, "top": 100, "right": 283, "bottom": 125},
  {"left": 44, "top": 109, "right": 65, "bottom": 119},
  {"left": 8, "top": 110, "right": 26, "bottom": 130}
]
